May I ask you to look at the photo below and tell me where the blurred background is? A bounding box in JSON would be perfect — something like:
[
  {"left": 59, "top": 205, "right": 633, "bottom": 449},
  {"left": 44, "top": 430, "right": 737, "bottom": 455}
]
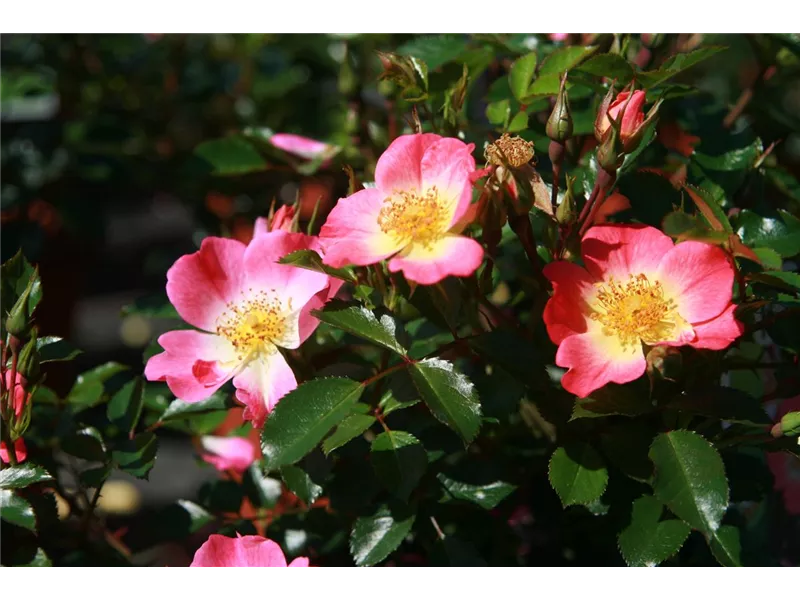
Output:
[{"left": 2, "top": 33, "right": 800, "bottom": 565}]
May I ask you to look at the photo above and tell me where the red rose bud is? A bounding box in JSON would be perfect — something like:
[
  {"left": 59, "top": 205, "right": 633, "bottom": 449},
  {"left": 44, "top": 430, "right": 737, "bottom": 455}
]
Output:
[
  {"left": 546, "top": 75, "right": 573, "bottom": 143},
  {"left": 771, "top": 411, "right": 800, "bottom": 438},
  {"left": 596, "top": 90, "right": 646, "bottom": 143}
]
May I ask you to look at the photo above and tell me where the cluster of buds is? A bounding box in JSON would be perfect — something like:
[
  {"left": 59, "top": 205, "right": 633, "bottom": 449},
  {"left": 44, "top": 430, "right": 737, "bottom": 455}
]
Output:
[
  {"left": 594, "top": 87, "right": 661, "bottom": 174},
  {"left": 1, "top": 262, "right": 41, "bottom": 465}
]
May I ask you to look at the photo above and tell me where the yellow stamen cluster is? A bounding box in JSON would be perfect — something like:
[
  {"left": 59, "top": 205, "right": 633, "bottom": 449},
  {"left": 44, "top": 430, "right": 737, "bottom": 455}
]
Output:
[
  {"left": 590, "top": 274, "right": 678, "bottom": 349},
  {"left": 216, "top": 289, "right": 288, "bottom": 360},
  {"left": 377, "top": 186, "right": 449, "bottom": 249},
  {"left": 485, "top": 133, "right": 535, "bottom": 168}
]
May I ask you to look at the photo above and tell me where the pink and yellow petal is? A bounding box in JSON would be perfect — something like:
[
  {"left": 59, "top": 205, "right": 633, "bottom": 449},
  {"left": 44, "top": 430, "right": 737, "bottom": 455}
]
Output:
[
  {"left": 374, "top": 133, "right": 442, "bottom": 193},
  {"left": 387, "top": 235, "right": 483, "bottom": 285},
  {"left": 688, "top": 304, "right": 743, "bottom": 350},
  {"left": 320, "top": 188, "right": 403, "bottom": 268},
  {"left": 581, "top": 224, "right": 674, "bottom": 282},
  {"left": 233, "top": 350, "right": 298, "bottom": 428},
  {"left": 656, "top": 240, "right": 735, "bottom": 324},
  {"left": 419, "top": 137, "right": 477, "bottom": 227},
  {"left": 199, "top": 436, "right": 257, "bottom": 473},
  {"left": 166, "top": 237, "right": 247, "bottom": 331},
  {"left": 542, "top": 261, "right": 597, "bottom": 344},
  {"left": 556, "top": 321, "right": 646, "bottom": 398}
]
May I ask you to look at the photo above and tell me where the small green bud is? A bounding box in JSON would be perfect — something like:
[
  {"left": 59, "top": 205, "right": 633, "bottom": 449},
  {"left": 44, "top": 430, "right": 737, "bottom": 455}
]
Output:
[
  {"left": 772, "top": 411, "right": 800, "bottom": 438},
  {"left": 556, "top": 175, "right": 578, "bottom": 226},
  {"left": 16, "top": 332, "right": 41, "bottom": 383},
  {"left": 546, "top": 75, "right": 573, "bottom": 143},
  {"left": 5, "top": 271, "right": 38, "bottom": 338},
  {"left": 596, "top": 121, "right": 625, "bottom": 175}
]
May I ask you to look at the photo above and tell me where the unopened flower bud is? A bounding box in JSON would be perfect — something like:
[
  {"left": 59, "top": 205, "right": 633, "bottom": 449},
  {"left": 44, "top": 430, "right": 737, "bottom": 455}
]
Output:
[
  {"left": 5, "top": 273, "right": 38, "bottom": 338},
  {"left": 546, "top": 75, "right": 573, "bottom": 143},
  {"left": 556, "top": 176, "right": 578, "bottom": 226},
  {"left": 771, "top": 411, "right": 800, "bottom": 438},
  {"left": 596, "top": 122, "right": 625, "bottom": 175},
  {"left": 16, "top": 334, "right": 41, "bottom": 383}
]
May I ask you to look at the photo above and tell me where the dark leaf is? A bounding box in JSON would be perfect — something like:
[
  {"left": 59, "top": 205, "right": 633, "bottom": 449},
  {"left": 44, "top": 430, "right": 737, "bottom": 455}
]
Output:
[
  {"left": 0, "top": 489, "right": 36, "bottom": 531},
  {"left": 107, "top": 376, "right": 145, "bottom": 435},
  {"left": 112, "top": 432, "right": 159, "bottom": 479},
  {"left": 708, "top": 524, "right": 742, "bottom": 567},
  {"left": 618, "top": 495, "right": 691, "bottom": 567},
  {"left": 36, "top": 336, "right": 82, "bottom": 363},
  {"left": 194, "top": 136, "right": 267, "bottom": 176},
  {"left": 548, "top": 443, "right": 608, "bottom": 507},
  {"left": 437, "top": 473, "right": 516, "bottom": 509},
  {"left": 350, "top": 503, "right": 415, "bottom": 567},
  {"left": 370, "top": 431, "right": 427, "bottom": 501},
  {"left": 280, "top": 464, "right": 323, "bottom": 505}
]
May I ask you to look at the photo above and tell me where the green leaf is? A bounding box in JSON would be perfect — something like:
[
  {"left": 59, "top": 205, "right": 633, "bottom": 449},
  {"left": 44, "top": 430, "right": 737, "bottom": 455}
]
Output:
[
  {"left": 378, "top": 391, "right": 420, "bottom": 416},
  {"left": 80, "top": 464, "right": 112, "bottom": 488},
  {"left": 1, "top": 250, "right": 42, "bottom": 327},
  {"left": 694, "top": 137, "right": 762, "bottom": 172},
  {"left": 171, "top": 499, "right": 214, "bottom": 534},
  {"left": 107, "top": 376, "right": 144, "bottom": 435},
  {"left": 280, "top": 464, "right": 323, "bottom": 505},
  {"left": 750, "top": 271, "right": 800, "bottom": 293},
  {"left": 637, "top": 46, "right": 726, "bottom": 87},
  {"left": 526, "top": 73, "right": 562, "bottom": 97},
  {"left": 469, "top": 329, "right": 544, "bottom": 386},
  {"left": 508, "top": 52, "right": 538, "bottom": 102},
  {"left": 350, "top": 503, "right": 415, "bottom": 567},
  {"left": 752, "top": 248, "right": 783, "bottom": 270},
  {"left": 649, "top": 430, "right": 729, "bottom": 535},
  {"left": 261, "top": 377, "right": 364, "bottom": 470},
  {"left": 507, "top": 111, "right": 528, "bottom": 133},
  {"left": 538, "top": 45, "right": 596, "bottom": 76},
  {"left": 734, "top": 209, "right": 800, "bottom": 258},
  {"left": 66, "top": 362, "right": 129, "bottom": 410},
  {"left": 486, "top": 99, "right": 510, "bottom": 127},
  {"left": 370, "top": 431, "right": 427, "bottom": 501},
  {"left": 242, "top": 464, "right": 282, "bottom": 508},
  {"left": 408, "top": 358, "right": 482, "bottom": 444},
  {"left": 279, "top": 249, "right": 357, "bottom": 282},
  {"left": 0, "top": 489, "right": 36, "bottom": 531},
  {"left": 112, "top": 432, "right": 159, "bottom": 479},
  {"left": 36, "top": 336, "right": 82, "bottom": 363},
  {"left": 667, "top": 388, "right": 769, "bottom": 425},
  {"left": 20, "top": 547, "right": 52, "bottom": 567},
  {"left": 548, "top": 443, "right": 608, "bottom": 507},
  {"left": 62, "top": 427, "right": 107, "bottom": 462},
  {"left": 312, "top": 300, "right": 406, "bottom": 355},
  {"left": 397, "top": 35, "right": 469, "bottom": 71},
  {"left": 618, "top": 495, "right": 691, "bottom": 567},
  {"left": 198, "top": 480, "right": 243, "bottom": 513},
  {"left": 709, "top": 524, "right": 742, "bottom": 567},
  {"left": 571, "top": 383, "right": 653, "bottom": 419},
  {"left": 577, "top": 53, "right": 634, "bottom": 83},
  {"left": 194, "top": 136, "right": 267, "bottom": 176},
  {"left": 437, "top": 473, "right": 516, "bottom": 509},
  {"left": 0, "top": 464, "right": 53, "bottom": 489},
  {"left": 322, "top": 410, "right": 376, "bottom": 455},
  {"left": 159, "top": 391, "right": 234, "bottom": 422}
]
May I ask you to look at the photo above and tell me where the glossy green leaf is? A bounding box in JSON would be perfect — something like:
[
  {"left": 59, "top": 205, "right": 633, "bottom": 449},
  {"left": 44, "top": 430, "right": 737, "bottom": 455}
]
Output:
[
  {"left": 507, "top": 111, "right": 528, "bottom": 133},
  {"left": 280, "top": 464, "right": 323, "bottom": 504},
  {"left": 242, "top": 464, "right": 282, "bottom": 508},
  {"left": 750, "top": 271, "right": 800, "bottom": 293},
  {"left": 577, "top": 53, "right": 634, "bottom": 82},
  {"left": 36, "top": 336, "right": 82, "bottom": 363},
  {"left": 548, "top": 443, "right": 608, "bottom": 507},
  {"left": 312, "top": 300, "right": 406, "bottom": 354},
  {"left": 649, "top": 430, "right": 729, "bottom": 535},
  {"left": 1, "top": 250, "right": 42, "bottom": 327},
  {"left": 0, "top": 464, "right": 53, "bottom": 489},
  {"left": 752, "top": 247, "right": 783, "bottom": 270},
  {"left": 709, "top": 524, "right": 742, "bottom": 567},
  {"left": 397, "top": 35, "right": 468, "bottom": 71},
  {"left": 0, "top": 489, "right": 36, "bottom": 531},
  {"left": 618, "top": 495, "right": 691, "bottom": 567},
  {"left": 279, "top": 249, "right": 357, "bottom": 282},
  {"left": 323, "top": 410, "right": 376, "bottom": 455},
  {"left": 486, "top": 99, "right": 510, "bottom": 126},
  {"left": 408, "top": 358, "right": 482, "bottom": 444},
  {"left": 261, "top": 377, "right": 364, "bottom": 470},
  {"left": 509, "top": 52, "right": 538, "bottom": 102},
  {"left": 112, "top": 432, "right": 159, "bottom": 479},
  {"left": 637, "top": 46, "right": 726, "bottom": 87},
  {"left": 371, "top": 431, "right": 427, "bottom": 501},
  {"left": 538, "top": 45, "right": 596, "bottom": 76},
  {"left": 20, "top": 548, "right": 52, "bottom": 567},
  {"left": 107, "top": 376, "right": 145, "bottom": 435},
  {"left": 437, "top": 473, "right": 516, "bottom": 509},
  {"left": 350, "top": 503, "right": 415, "bottom": 567},
  {"left": 195, "top": 136, "right": 267, "bottom": 175},
  {"left": 379, "top": 390, "right": 420, "bottom": 416},
  {"left": 66, "top": 362, "right": 129, "bottom": 410},
  {"left": 80, "top": 465, "right": 112, "bottom": 488},
  {"left": 159, "top": 391, "right": 234, "bottom": 422},
  {"left": 62, "top": 427, "right": 107, "bottom": 462},
  {"left": 734, "top": 209, "right": 800, "bottom": 258}
]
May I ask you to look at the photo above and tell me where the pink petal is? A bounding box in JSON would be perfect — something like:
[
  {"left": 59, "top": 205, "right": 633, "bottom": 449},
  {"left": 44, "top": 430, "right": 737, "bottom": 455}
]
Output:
[
  {"left": 319, "top": 188, "right": 403, "bottom": 268},
  {"left": 542, "top": 261, "right": 596, "bottom": 345},
  {"left": 288, "top": 557, "right": 310, "bottom": 567},
  {"left": 608, "top": 91, "right": 646, "bottom": 140},
  {"left": 190, "top": 534, "right": 290, "bottom": 567},
  {"left": 656, "top": 240, "right": 735, "bottom": 324},
  {"left": 0, "top": 438, "right": 27, "bottom": 465},
  {"left": 144, "top": 330, "right": 236, "bottom": 403},
  {"left": 419, "top": 137, "right": 477, "bottom": 227},
  {"left": 270, "top": 133, "right": 331, "bottom": 161},
  {"left": 166, "top": 237, "right": 247, "bottom": 331},
  {"left": 243, "top": 234, "right": 332, "bottom": 315},
  {"left": 387, "top": 235, "right": 483, "bottom": 285},
  {"left": 234, "top": 351, "right": 298, "bottom": 428},
  {"left": 582, "top": 224, "right": 674, "bottom": 282},
  {"left": 374, "top": 133, "right": 442, "bottom": 193},
  {"left": 688, "top": 304, "right": 744, "bottom": 350},
  {"left": 4, "top": 371, "right": 28, "bottom": 418},
  {"left": 200, "top": 436, "right": 258, "bottom": 473},
  {"left": 556, "top": 321, "right": 646, "bottom": 398}
]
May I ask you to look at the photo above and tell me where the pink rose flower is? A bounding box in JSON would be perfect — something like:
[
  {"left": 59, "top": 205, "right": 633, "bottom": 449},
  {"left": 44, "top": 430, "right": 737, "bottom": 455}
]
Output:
[
  {"left": 190, "top": 534, "right": 309, "bottom": 567},
  {"left": 254, "top": 204, "right": 296, "bottom": 236},
  {"left": 0, "top": 438, "right": 27, "bottom": 464},
  {"left": 319, "top": 133, "right": 484, "bottom": 285},
  {"left": 270, "top": 134, "right": 334, "bottom": 162},
  {"left": 595, "top": 90, "right": 647, "bottom": 145},
  {"left": 768, "top": 396, "right": 800, "bottom": 515},
  {"left": 145, "top": 231, "right": 340, "bottom": 427},
  {"left": 200, "top": 436, "right": 258, "bottom": 473},
  {"left": 4, "top": 371, "right": 28, "bottom": 417},
  {"left": 544, "top": 224, "right": 743, "bottom": 398},
  {"left": 549, "top": 33, "right": 569, "bottom": 42}
]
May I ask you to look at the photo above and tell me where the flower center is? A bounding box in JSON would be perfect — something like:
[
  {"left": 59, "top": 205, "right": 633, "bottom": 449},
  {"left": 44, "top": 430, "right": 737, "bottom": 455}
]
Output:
[
  {"left": 590, "top": 274, "right": 680, "bottom": 349},
  {"left": 216, "top": 290, "right": 288, "bottom": 360},
  {"left": 377, "top": 186, "right": 449, "bottom": 249}
]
